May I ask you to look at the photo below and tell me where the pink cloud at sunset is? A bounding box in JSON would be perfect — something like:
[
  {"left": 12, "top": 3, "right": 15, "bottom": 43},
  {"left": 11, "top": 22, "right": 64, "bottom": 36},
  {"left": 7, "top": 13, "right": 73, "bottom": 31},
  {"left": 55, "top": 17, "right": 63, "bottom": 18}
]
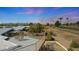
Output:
[
  {"left": 16, "top": 8, "right": 44, "bottom": 14},
  {"left": 16, "top": 9, "right": 33, "bottom": 14}
]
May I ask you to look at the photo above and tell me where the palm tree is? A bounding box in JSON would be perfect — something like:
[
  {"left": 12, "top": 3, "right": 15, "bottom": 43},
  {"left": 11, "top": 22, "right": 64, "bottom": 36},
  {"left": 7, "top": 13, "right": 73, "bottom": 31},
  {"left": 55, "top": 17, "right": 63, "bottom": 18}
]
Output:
[
  {"left": 66, "top": 17, "right": 69, "bottom": 22},
  {"left": 66, "top": 17, "right": 69, "bottom": 26},
  {"left": 59, "top": 17, "right": 63, "bottom": 23}
]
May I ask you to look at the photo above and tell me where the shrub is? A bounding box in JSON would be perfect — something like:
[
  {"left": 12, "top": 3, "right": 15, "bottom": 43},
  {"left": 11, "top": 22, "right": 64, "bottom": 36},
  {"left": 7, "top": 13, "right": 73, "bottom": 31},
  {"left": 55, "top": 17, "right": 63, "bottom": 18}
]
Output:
[
  {"left": 29, "top": 23, "right": 44, "bottom": 33},
  {"left": 68, "top": 47, "right": 73, "bottom": 51},
  {"left": 45, "top": 32, "right": 55, "bottom": 41},
  {"left": 55, "top": 21, "right": 61, "bottom": 27},
  {"left": 70, "top": 41, "right": 79, "bottom": 48},
  {"left": 22, "top": 27, "right": 29, "bottom": 31},
  {"left": 29, "top": 25, "right": 36, "bottom": 33}
]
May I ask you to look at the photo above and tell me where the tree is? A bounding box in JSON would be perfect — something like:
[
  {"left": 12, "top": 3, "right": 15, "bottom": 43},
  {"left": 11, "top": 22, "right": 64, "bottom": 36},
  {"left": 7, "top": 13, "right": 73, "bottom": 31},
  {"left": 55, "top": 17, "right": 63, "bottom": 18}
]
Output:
[
  {"left": 66, "top": 17, "right": 69, "bottom": 26},
  {"left": 29, "top": 25, "right": 36, "bottom": 33},
  {"left": 35, "top": 23, "right": 44, "bottom": 33},
  {"left": 45, "top": 32, "right": 55, "bottom": 41},
  {"left": 29, "top": 23, "right": 33, "bottom": 26},
  {"left": 66, "top": 23, "right": 69, "bottom": 26},
  {"left": 76, "top": 21, "right": 79, "bottom": 25},
  {"left": 29, "top": 23, "right": 44, "bottom": 33},
  {"left": 59, "top": 17, "right": 63, "bottom": 23},
  {"left": 46, "top": 23, "right": 49, "bottom": 26},
  {"left": 55, "top": 21, "right": 61, "bottom": 27}
]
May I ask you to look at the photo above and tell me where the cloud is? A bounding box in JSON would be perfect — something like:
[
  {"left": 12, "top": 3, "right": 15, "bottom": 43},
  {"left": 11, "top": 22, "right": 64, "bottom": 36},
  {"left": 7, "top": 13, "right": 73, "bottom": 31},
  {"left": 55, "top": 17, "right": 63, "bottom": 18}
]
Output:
[
  {"left": 36, "top": 9, "right": 43, "bottom": 14},
  {"left": 57, "top": 10, "right": 79, "bottom": 17},
  {"left": 71, "top": 16, "right": 79, "bottom": 19},
  {"left": 16, "top": 8, "right": 44, "bottom": 14},
  {"left": 17, "top": 9, "right": 33, "bottom": 14}
]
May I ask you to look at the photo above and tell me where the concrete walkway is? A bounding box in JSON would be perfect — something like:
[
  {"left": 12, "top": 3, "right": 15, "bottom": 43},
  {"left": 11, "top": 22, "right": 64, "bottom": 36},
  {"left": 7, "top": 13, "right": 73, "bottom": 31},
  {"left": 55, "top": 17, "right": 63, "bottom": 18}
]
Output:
[
  {"left": 44, "top": 41, "right": 68, "bottom": 51},
  {"left": 55, "top": 41, "right": 68, "bottom": 51}
]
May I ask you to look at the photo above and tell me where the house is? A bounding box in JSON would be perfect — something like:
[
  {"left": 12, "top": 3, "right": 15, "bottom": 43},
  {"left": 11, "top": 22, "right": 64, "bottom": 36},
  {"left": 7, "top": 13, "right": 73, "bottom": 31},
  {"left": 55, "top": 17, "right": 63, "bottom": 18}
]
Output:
[
  {"left": 0, "top": 35, "right": 19, "bottom": 51},
  {"left": 8, "top": 36, "right": 39, "bottom": 51},
  {"left": 0, "top": 26, "right": 45, "bottom": 51},
  {"left": 12, "top": 26, "right": 29, "bottom": 31},
  {"left": 0, "top": 26, "right": 29, "bottom": 37},
  {"left": 0, "top": 28, "right": 14, "bottom": 35},
  {"left": 0, "top": 35, "right": 42, "bottom": 51}
]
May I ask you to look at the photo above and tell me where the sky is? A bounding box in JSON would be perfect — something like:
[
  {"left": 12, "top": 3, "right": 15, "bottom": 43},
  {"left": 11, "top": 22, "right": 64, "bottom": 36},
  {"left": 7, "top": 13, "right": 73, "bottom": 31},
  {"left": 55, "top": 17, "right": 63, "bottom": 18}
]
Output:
[{"left": 0, "top": 7, "right": 79, "bottom": 23}]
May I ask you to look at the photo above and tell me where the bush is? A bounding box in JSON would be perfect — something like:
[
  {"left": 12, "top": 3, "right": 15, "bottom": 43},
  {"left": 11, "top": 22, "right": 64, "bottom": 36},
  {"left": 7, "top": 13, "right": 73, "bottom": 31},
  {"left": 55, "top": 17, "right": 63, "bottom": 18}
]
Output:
[
  {"left": 29, "top": 23, "right": 44, "bottom": 33},
  {"left": 45, "top": 32, "right": 55, "bottom": 41},
  {"left": 55, "top": 21, "right": 61, "bottom": 27},
  {"left": 29, "top": 23, "right": 33, "bottom": 26},
  {"left": 22, "top": 27, "right": 29, "bottom": 31},
  {"left": 45, "top": 32, "right": 48, "bottom": 36},
  {"left": 70, "top": 41, "right": 79, "bottom": 48},
  {"left": 29, "top": 25, "right": 36, "bottom": 33},
  {"left": 68, "top": 47, "right": 73, "bottom": 51}
]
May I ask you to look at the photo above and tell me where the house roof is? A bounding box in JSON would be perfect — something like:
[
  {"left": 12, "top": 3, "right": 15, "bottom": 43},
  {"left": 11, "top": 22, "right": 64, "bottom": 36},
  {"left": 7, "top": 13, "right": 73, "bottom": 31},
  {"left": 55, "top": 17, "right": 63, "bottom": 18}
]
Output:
[
  {"left": 0, "top": 35, "right": 8, "bottom": 40},
  {"left": 0, "top": 35, "right": 19, "bottom": 51},
  {"left": 0, "top": 26, "right": 39, "bottom": 51},
  {"left": 9, "top": 36, "right": 38, "bottom": 47},
  {"left": 12, "top": 26, "right": 25, "bottom": 30},
  {"left": 0, "top": 36, "right": 39, "bottom": 51},
  {"left": 0, "top": 39, "right": 18, "bottom": 51},
  {"left": 12, "top": 26, "right": 29, "bottom": 31},
  {"left": 0, "top": 28, "right": 13, "bottom": 35},
  {"left": 0, "top": 26, "right": 29, "bottom": 35}
]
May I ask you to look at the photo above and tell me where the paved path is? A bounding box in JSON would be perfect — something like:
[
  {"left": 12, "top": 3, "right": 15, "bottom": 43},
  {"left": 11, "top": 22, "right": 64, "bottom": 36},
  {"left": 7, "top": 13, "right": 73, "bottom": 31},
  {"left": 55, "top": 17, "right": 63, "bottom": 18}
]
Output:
[
  {"left": 44, "top": 41, "right": 67, "bottom": 51},
  {"left": 55, "top": 41, "right": 68, "bottom": 51}
]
